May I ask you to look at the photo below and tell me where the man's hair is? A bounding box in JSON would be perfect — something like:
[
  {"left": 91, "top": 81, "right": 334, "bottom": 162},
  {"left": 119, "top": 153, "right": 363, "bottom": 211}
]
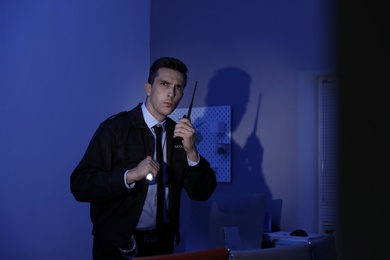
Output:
[{"left": 148, "top": 57, "right": 188, "bottom": 86}]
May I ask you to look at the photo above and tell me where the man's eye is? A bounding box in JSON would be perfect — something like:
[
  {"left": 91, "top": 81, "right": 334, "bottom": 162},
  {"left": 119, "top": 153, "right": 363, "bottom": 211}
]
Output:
[{"left": 176, "top": 86, "right": 184, "bottom": 92}]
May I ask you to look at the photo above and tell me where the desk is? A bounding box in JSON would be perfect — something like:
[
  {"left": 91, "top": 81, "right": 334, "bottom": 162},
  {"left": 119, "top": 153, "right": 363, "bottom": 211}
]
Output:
[{"left": 264, "top": 232, "right": 337, "bottom": 260}]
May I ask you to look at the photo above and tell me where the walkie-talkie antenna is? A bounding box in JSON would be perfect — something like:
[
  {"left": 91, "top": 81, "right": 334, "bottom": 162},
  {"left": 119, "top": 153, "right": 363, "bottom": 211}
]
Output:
[
  {"left": 253, "top": 93, "right": 262, "bottom": 134},
  {"left": 184, "top": 81, "right": 198, "bottom": 120}
]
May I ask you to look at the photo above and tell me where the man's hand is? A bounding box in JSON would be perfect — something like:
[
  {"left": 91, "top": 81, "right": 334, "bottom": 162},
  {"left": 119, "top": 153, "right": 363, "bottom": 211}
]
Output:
[
  {"left": 126, "top": 156, "right": 160, "bottom": 184},
  {"left": 174, "top": 118, "right": 199, "bottom": 162}
]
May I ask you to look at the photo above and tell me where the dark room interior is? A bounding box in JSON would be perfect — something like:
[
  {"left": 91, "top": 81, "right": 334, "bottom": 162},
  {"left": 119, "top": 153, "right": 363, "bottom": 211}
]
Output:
[{"left": 1, "top": 0, "right": 388, "bottom": 259}]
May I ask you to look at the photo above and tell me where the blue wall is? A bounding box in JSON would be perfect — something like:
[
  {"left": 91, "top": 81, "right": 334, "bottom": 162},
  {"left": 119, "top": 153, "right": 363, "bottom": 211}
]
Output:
[{"left": 0, "top": 1, "right": 150, "bottom": 259}]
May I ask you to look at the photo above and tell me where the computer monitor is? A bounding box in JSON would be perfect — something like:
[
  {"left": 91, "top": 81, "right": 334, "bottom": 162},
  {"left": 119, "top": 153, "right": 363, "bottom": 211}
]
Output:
[{"left": 185, "top": 193, "right": 266, "bottom": 251}]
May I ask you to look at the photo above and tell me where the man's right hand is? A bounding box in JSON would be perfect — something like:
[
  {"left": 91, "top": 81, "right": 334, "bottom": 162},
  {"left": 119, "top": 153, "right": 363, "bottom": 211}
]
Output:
[{"left": 125, "top": 156, "right": 160, "bottom": 184}]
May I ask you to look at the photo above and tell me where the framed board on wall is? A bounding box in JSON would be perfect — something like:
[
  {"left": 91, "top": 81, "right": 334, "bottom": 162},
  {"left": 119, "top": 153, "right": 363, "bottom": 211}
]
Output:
[{"left": 170, "top": 106, "right": 231, "bottom": 182}]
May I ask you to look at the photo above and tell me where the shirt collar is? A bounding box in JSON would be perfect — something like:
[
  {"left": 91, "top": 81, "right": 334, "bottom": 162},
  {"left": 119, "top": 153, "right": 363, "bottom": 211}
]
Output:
[{"left": 141, "top": 103, "right": 166, "bottom": 130}]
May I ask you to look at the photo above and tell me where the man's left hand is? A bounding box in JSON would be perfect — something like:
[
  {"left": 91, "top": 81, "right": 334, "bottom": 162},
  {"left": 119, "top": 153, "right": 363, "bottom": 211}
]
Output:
[{"left": 174, "top": 118, "right": 199, "bottom": 161}]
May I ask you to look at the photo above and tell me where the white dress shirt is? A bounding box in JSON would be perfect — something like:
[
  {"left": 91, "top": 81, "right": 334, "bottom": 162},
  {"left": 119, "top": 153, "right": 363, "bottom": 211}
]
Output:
[{"left": 124, "top": 103, "right": 199, "bottom": 230}]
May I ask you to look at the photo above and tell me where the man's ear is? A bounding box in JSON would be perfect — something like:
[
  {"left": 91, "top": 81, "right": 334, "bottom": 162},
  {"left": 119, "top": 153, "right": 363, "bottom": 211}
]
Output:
[{"left": 144, "top": 83, "right": 151, "bottom": 96}]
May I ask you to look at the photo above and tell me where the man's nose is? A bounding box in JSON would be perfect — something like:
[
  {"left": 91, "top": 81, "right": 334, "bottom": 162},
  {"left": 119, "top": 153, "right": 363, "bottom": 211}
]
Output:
[{"left": 167, "top": 86, "right": 176, "bottom": 98}]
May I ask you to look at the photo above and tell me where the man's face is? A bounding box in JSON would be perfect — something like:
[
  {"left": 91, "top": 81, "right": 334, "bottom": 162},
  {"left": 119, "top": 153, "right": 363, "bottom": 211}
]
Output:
[{"left": 144, "top": 67, "right": 185, "bottom": 121}]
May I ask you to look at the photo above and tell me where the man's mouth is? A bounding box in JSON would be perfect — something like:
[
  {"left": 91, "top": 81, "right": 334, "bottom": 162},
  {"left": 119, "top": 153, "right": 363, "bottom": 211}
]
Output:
[{"left": 163, "top": 101, "right": 173, "bottom": 108}]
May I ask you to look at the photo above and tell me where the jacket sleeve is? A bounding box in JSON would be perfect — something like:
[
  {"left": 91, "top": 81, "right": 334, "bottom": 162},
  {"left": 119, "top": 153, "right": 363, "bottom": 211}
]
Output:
[
  {"left": 183, "top": 155, "right": 217, "bottom": 201},
  {"left": 70, "top": 123, "right": 129, "bottom": 203}
]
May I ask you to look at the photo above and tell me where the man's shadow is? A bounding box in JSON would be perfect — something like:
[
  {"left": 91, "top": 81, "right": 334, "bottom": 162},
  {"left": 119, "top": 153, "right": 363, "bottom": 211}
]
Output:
[
  {"left": 196, "top": 67, "right": 281, "bottom": 230},
  {"left": 181, "top": 67, "right": 282, "bottom": 252},
  {"left": 206, "top": 68, "right": 268, "bottom": 188}
]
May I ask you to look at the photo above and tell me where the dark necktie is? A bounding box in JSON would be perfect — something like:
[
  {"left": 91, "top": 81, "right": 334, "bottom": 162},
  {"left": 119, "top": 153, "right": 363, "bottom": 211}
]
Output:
[{"left": 153, "top": 125, "right": 164, "bottom": 229}]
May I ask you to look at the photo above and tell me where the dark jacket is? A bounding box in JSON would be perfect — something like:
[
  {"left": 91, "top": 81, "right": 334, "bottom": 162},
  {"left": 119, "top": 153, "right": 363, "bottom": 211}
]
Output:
[{"left": 70, "top": 103, "right": 216, "bottom": 248}]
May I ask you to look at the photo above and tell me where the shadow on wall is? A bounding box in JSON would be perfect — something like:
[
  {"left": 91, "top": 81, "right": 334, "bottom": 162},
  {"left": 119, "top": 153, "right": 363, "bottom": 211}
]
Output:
[{"left": 196, "top": 67, "right": 281, "bottom": 230}]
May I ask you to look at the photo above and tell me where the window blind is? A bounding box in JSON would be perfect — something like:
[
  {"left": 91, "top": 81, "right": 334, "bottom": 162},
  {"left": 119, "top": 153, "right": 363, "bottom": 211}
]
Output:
[{"left": 318, "top": 77, "right": 339, "bottom": 234}]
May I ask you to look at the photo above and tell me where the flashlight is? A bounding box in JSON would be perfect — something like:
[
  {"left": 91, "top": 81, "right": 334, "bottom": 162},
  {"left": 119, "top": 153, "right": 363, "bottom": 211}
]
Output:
[{"left": 146, "top": 173, "right": 153, "bottom": 181}]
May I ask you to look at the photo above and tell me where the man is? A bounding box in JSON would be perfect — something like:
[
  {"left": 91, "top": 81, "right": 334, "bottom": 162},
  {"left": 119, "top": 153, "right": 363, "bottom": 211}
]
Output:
[{"left": 71, "top": 57, "right": 217, "bottom": 259}]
